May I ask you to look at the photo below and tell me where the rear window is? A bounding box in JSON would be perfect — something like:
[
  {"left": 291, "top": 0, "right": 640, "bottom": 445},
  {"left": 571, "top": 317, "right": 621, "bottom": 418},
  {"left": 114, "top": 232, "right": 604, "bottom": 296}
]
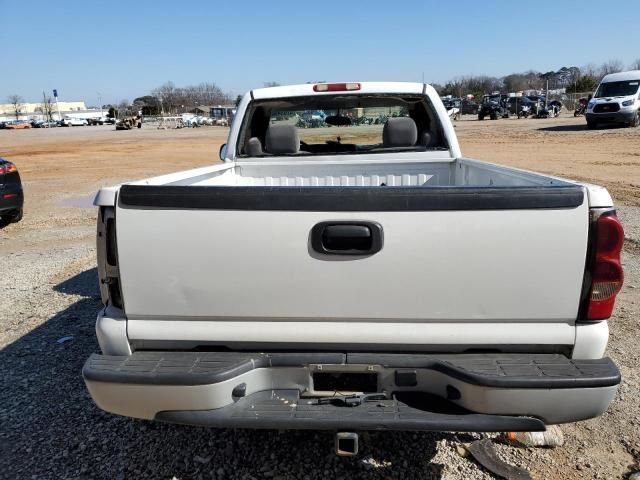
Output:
[
  {"left": 274, "top": 105, "right": 408, "bottom": 146},
  {"left": 238, "top": 94, "right": 445, "bottom": 157}
]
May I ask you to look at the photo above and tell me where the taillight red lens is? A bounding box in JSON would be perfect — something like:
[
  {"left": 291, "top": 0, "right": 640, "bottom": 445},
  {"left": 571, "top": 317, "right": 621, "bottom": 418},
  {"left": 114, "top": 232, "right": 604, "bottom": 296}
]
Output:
[
  {"left": 587, "top": 213, "right": 624, "bottom": 320},
  {"left": 595, "top": 215, "right": 624, "bottom": 255}
]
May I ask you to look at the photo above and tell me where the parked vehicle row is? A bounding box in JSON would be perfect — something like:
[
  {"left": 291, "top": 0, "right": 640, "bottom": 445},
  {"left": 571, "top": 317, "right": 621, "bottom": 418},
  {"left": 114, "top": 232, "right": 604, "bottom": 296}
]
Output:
[
  {"left": 0, "top": 117, "right": 118, "bottom": 129},
  {"left": 441, "top": 70, "right": 640, "bottom": 129}
]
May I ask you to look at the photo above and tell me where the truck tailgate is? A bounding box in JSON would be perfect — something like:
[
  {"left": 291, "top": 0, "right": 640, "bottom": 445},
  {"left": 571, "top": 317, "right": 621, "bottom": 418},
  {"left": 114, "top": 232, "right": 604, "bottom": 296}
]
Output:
[{"left": 114, "top": 184, "right": 589, "bottom": 347}]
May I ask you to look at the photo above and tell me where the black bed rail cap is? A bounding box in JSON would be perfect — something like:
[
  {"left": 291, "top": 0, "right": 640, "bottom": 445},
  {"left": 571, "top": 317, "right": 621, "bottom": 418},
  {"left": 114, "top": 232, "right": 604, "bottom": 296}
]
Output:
[{"left": 118, "top": 184, "right": 585, "bottom": 211}]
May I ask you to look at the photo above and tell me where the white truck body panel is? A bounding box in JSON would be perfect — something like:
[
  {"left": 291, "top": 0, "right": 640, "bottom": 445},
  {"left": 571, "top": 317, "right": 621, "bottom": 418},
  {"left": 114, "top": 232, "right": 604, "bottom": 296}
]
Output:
[
  {"left": 126, "top": 320, "right": 576, "bottom": 349},
  {"left": 117, "top": 205, "right": 588, "bottom": 324}
]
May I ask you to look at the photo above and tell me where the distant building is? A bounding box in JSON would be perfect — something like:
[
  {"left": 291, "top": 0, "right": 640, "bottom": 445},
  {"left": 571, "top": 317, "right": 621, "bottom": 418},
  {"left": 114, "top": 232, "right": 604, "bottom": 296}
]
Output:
[
  {"left": 0, "top": 101, "right": 87, "bottom": 115},
  {"left": 0, "top": 101, "right": 102, "bottom": 122}
]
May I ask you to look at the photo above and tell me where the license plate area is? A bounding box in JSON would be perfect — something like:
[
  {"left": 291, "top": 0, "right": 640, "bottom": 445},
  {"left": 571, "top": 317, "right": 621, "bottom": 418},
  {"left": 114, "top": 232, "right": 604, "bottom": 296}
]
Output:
[{"left": 310, "top": 365, "right": 379, "bottom": 394}]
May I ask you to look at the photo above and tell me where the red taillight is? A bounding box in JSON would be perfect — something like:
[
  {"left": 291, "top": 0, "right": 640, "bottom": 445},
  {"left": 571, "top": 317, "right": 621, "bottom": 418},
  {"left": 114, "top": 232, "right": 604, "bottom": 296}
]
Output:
[
  {"left": 313, "top": 82, "right": 361, "bottom": 92},
  {"left": 0, "top": 162, "right": 17, "bottom": 174},
  {"left": 586, "top": 213, "right": 624, "bottom": 320},
  {"left": 3, "top": 193, "right": 17, "bottom": 199}
]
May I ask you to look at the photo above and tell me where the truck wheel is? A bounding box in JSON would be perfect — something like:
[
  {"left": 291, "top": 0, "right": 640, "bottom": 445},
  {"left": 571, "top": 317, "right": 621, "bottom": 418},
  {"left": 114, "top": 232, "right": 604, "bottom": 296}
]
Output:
[
  {"left": 586, "top": 120, "right": 597, "bottom": 129},
  {"left": 478, "top": 114, "right": 484, "bottom": 121},
  {"left": 490, "top": 112, "right": 498, "bottom": 120},
  {"left": 630, "top": 112, "right": 640, "bottom": 128}
]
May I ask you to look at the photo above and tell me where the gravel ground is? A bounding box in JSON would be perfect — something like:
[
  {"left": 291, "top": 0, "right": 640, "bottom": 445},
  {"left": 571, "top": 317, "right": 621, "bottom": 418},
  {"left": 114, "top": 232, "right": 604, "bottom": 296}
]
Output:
[{"left": 1, "top": 120, "right": 639, "bottom": 479}]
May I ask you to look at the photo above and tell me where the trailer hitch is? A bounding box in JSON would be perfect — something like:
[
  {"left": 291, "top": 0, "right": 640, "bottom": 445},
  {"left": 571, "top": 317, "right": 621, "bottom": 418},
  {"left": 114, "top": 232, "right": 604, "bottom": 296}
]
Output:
[{"left": 316, "top": 393, "right": 386, "bottom": 407}]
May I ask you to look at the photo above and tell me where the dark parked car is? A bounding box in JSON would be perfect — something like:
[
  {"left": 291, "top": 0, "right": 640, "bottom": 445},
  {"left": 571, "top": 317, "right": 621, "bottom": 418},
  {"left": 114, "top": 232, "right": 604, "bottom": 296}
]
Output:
[
  {"left": 461, "top": 99, "right": 479, "bottom": 115},
  {"left": 0, "top": 158, "right": 23, "bottom": 223},
  {"left": 31, "top": 120, "right": 58, "bottom": 128},
  {"left": 441, "top": 97, "right": 478, "bottom": 115},
  {"left": 478, "top": 94, "right": 510, "bottom": 120},
  {"left": 441, "top": 97, "right": 458, "bottom": 109}
]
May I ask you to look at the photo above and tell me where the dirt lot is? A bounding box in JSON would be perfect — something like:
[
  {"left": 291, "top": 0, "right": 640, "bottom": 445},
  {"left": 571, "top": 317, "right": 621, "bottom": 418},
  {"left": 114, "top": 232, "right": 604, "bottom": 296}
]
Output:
[{"left": 1, "top": 116, "right": 638, "bottom": 479}]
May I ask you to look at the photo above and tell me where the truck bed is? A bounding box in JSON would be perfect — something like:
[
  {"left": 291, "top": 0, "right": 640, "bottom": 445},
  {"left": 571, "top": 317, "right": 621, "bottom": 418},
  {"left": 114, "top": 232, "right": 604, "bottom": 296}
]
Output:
[{"left": 130, "top": 156, "right": 574, "bottom": 189}]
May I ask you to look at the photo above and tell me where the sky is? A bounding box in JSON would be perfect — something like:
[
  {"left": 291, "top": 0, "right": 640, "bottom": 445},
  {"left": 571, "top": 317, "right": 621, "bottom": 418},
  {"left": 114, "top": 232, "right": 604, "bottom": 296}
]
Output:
[{"left": 1, "top": 0, "right": 638, "bottom": 106}]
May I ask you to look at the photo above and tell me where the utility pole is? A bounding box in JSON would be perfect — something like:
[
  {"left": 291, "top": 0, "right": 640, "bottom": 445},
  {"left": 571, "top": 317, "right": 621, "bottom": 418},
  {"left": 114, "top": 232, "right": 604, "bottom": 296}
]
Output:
[
  {"left": 53, "top": 89, "right": 61, "bottom": 121},
  {"left": 545, "top": 79, "right": 549, "bottom": 110},
  {"left": 42, "top": 91, "right": 49, "bottom": 126},
  {"left": 97, "top": 92, "right": 103, "bottom": 118}
]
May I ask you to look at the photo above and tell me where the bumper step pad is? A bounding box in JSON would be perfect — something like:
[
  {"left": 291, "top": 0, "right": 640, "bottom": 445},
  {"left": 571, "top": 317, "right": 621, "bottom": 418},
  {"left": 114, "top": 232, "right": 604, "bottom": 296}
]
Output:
[
  {"left": 83, "top": 352, "right": 620, "bottom": 389},
  {"left": 155, "top": 389, "right": 545, "bottom": 432}
]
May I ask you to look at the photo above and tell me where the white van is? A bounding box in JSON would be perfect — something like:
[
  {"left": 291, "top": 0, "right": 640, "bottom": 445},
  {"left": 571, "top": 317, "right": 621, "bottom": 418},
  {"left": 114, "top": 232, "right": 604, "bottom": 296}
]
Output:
[{"left": 586, "top": 70, "right": 640, "bottom": 128}]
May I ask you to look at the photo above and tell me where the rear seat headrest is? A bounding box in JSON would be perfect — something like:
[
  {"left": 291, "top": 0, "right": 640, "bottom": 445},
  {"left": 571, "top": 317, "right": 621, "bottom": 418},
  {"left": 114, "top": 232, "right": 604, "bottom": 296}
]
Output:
[
  {"left": 420, "top": 131, "right": 438, "bottom": 147},
  {"left": 245, "top": 137, "right": 264, "bottom": 156},
  {"left": 383, "top": 117, "right": 418, "bottom": 147},
  {"left": 265, "top": 124, "right": 299, "bottom": 154}
]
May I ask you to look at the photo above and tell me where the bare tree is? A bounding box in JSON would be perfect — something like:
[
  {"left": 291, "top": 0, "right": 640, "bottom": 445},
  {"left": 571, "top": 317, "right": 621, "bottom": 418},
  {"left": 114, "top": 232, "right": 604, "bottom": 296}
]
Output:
[
  {"left": 582, "top": 63, "right": 600, "bottom": 78},
  {"left": 503, "top": 71, "right": 544, "bottom": 92},
  {"left": 7, "top": 94, "right": 24, "bottom": 121},
  {"left": 182, "top": 82, "right": 230, "bottom": 106},
  {"left": 448, "top": 77, "right": 466, "bottom": 98},
  {"left": 600, "top": 59, "right": 624, "bottom": 76},
  {"left": 39, "top": 95, "right": 56, "bottom": 121},
  {"left": 439, "top": 75, "right": 501, "bottom": 99},
  {"left": 432, "top": 59, "right": 636, "bottom": 100},
  {"left": 117, "top": 100, "right": 130, "bottom": 118},
  {"left": 151, "top": 81, "right": 178, "bottom": 113},
  {"left": 151, "top": 81, "right": 232, "bottom": 113}
]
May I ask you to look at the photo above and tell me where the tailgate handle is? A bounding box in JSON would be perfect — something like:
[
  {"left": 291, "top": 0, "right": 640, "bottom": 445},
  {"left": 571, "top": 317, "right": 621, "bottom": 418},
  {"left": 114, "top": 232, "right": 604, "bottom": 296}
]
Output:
[{"left": 311, "top": 221, "right": 383, "bottom": 256}]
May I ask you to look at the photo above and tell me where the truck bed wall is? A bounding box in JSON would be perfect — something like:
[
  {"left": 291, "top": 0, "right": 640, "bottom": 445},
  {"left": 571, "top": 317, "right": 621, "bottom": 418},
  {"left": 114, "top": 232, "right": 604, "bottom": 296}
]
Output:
[{"left": 159, "top": 158, "right": 568, "bottom": 189}]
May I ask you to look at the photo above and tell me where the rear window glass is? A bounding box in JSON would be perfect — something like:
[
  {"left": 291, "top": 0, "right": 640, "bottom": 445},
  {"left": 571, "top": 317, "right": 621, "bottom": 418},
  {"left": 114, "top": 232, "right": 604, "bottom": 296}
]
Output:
[
  {"left": 271, "top": 105, "right": 409, "bottom": 146},
  {"left": 238, "top": 95, "right": 445, "bottom": 157}
]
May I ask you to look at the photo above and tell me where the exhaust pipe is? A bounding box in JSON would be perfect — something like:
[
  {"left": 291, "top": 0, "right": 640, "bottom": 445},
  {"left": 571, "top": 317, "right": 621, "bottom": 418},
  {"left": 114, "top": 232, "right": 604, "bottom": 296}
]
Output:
[{"left": 335, "top": 432, "right": 359, "bottom": 456}]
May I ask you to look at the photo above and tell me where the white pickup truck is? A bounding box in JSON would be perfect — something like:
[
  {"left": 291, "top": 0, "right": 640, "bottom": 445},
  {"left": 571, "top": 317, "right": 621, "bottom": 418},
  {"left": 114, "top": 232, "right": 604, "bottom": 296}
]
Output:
[{"left": 84, "top": 82, "right": 623, "bottom": 451}]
